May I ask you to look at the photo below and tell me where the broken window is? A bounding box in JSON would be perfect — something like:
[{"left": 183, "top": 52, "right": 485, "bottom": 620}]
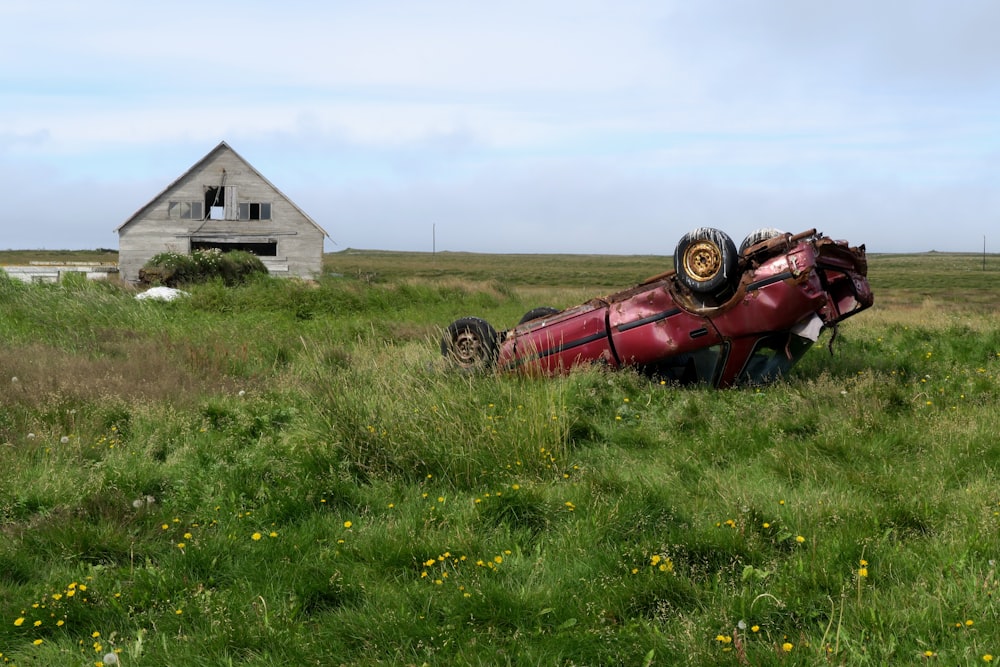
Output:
[
  {"left": 737, "top": 334, "right": 815, "bottom": 385},
  {"left": 643, "top": 344, "right": 727, "bottom": 386},
  {"left": 204, "top": 186, "right": 235, "bottom": 220},
  {"left": 238, "top": 202, "right": 272, "bottom": 221},
  {"left": 168, "top": 201, "right": 204, "bottom": 220}
]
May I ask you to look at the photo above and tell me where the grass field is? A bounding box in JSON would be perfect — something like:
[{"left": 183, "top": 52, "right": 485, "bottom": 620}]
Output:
[{"left": 1, "top": 250, "right": 998, "bottom": 666}]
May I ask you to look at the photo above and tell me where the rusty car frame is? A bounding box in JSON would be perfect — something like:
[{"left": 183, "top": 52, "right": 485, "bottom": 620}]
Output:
[{"left": 440, "top": 227, "right": 873, "bottom": 387}]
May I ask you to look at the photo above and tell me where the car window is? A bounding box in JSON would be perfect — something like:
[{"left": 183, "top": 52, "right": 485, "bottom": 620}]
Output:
[
  {"left": 738, "top": 334, "right": 814, "bottom": 385},
  {"left": 650, "top": 344, "right": 727, "bottom": 386}
]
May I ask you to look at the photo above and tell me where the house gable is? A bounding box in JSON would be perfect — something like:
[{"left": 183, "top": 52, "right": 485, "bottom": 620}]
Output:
[{"left": 116, "top": 142, "right": 328, "bottom": 282}]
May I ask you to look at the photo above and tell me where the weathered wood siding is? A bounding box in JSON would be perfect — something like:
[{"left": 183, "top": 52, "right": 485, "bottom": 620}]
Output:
[{"left": 118, "top": 143, "right": 326, "bottom": 282}]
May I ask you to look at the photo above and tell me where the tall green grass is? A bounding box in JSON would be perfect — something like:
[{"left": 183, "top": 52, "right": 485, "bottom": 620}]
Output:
[{"left": 1, "top": 258, "right": 998, "bottom": 666}]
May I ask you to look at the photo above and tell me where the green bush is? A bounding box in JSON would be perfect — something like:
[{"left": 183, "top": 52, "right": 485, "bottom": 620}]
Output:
[{"left": 140, "top": 249, "right": 268, "bottom": 286}]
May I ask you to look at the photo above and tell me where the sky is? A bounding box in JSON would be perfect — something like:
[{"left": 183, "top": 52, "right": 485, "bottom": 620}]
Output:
[{"left": 2, "top": 0, "right": 999, "bottom": 255}]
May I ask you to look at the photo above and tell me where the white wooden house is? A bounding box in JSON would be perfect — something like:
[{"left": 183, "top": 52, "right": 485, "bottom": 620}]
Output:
[{"left": 116, "top": 142, "right": 328, "bottom": 282}]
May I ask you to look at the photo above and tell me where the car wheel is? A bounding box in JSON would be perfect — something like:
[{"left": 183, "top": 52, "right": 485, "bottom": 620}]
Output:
[
  {"left": 739, "top": 227, "right": 785, "bottom": 255},
  {"left": 441, "top": 317, "right": 499, "bottom": 370},
  {"left": 518, "top": 306, "right": 560, "bottom": 325},
  {"left": 674, "top": 228, "right": 739, "bottom": 296}
]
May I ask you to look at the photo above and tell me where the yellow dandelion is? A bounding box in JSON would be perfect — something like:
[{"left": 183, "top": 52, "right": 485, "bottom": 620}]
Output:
[
  {"left": 494, "top": 555, "right": 503, "bottom": 564},
  {"left": 795, "top": 535, "right": 805, "bottom": 543},
  {"left": 751, "top": 625, "right": 760, "bottom": 633},
  {"left": 858, "top": 567, "right": 868, "bottom": 577},
  {"left": 92, "top": 631, "right": 100, "bottom": 638},
  {"left": 56, "top": 619, "right": 64, "bottom": 627},
  {"left": 924, "top": 650, "right": 936, "bottom": 657},
  {"left": 33, "top": 620, "right": 42, "bottom": 627},
  {"left": 33, "top": 639, "right": 43, "bottom": 646},
  {"left": 175, "top": 609, "right": 183, "bottom": 615},
  {"left": 14, "top": 617, "right": 25, "bottom": 627},
  {"left": 343, "top": 521, "right": 353, "bottom": 529},
  {"left": 984, "top": 656, "right": 993, "bottom": 663},
  {"left": 176, "top": 542, "right": 186, "bottom": 549},
  {"left": 251, "top": 532, "right": 262, "bottom": 541},
  {"left": 782, "top": 642, "right": 793, "bottom": 652},
  {"left": 269, "top": 531, "right": 278, "bottom": 538}
]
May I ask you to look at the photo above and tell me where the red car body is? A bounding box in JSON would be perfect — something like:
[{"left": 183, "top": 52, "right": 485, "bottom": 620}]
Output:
[{"left": 442, "top": 228, "right": 873, "bottom": 387}]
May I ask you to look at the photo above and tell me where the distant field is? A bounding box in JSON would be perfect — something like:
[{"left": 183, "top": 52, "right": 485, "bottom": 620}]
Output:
[
  {"left": 5, "top": 246, "right": 998, "bottom": 292},
  {"left": 325, "top": 247, "right": 1000, "bottom": 291},
  {"left": 0, "top": 249, "right": 119, "bottom": 265}
]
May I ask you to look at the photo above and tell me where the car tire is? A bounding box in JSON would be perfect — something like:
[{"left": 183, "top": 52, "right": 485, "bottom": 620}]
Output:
[
  {"left": 440, "top": 317, "right": 499, "bottom": 370},
  {"left": 674, "top": 228, "right": 739, "bottom": 296},
  {"left": 739, "top": 227, "right": 785, "bottom": 255},
  {"left": 518, "top": 306, "right": 560, "bottom": 325}
]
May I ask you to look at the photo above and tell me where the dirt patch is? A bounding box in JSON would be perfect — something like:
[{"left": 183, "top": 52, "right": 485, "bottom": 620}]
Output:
[{"left": 0, "top": 339, "right": 245, "bottom": 409}]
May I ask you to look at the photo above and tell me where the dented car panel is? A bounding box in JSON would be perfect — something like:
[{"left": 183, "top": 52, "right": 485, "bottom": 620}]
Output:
[{"left": 441, "top": 228, "right": 873, "bottom": 387}]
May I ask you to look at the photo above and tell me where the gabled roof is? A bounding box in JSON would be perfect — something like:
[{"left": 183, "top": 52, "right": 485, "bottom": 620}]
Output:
[{"left": 116, "top": 141, "right": 329, "bottom": 238}]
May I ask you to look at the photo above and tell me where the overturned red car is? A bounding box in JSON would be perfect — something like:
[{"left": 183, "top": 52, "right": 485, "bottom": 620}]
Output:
[{"left": 440, "top": 228, "right": 873, "bottom": 387}]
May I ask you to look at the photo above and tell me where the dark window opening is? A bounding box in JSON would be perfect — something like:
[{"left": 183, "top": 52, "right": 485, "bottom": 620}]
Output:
[
  {"left": 204, "top": 186, "right": 234, "bottom": 220},
  {"left": 737, "top": 333, "right": 814, "bottom": 385},
  {"left": 191, "top": 241, "right": 278, "bottom": 257},
  {"left": 642, "top": 344, "right": 727, "bottom": 386},
  {"left": 238, "top": 202, "right": 272, "bottom": 221}
]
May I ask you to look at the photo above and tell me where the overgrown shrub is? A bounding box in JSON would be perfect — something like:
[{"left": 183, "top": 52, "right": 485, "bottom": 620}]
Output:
[{"left": 140, "top": 249, "right": 268, "bottom": 286}]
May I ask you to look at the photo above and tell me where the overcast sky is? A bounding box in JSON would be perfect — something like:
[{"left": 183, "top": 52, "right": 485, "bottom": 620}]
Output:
[{"left": 2, "top": 0, "right": 998, "bottom": 254}]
